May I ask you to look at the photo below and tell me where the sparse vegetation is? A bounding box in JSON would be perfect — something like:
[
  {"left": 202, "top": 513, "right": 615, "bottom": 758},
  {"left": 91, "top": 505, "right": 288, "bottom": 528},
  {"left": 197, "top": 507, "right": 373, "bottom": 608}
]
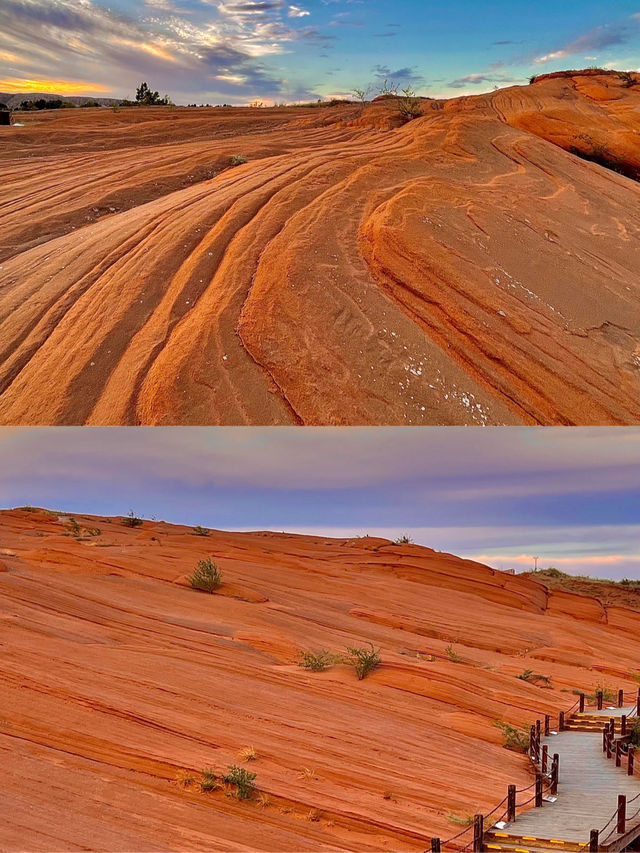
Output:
[
  {"left": 448, "top": 813, "right": 474, "bottom": 826},
  {"left": 223, "top": 765, "right": 256, "bottom": 800},
  {"left": 529, "top": 75, "right": 537, "bottom": 85},
  {"left": 306, "top": 809, "right": 322, "bottom": 822},
  {"left": 230, "top": 154, "right": 248, "bottom": 166},
  {"left": 493, "top": 720, "right": 530, "bottom": 753},
  {"left": 297, "top": 650, "right": 336, "bottom": 672},
  {"left": 68, "top": 517, "right": 81, "bottom": 537},
  {"left": 618, "top": 71, "right": 638, "bottom": 88},
  {"left": 188, "top": 558, "right": 222, "bottom": 593},
  {"left": 394, "top": 534, "right": 413, "bottom": 544},
  {"left": 176, "top": 771, "right": 195, "bottom": 788},
  {"left": 592, "top": 684, "right": 616, "bottom": 703},
  {"left": 517, "top": 669, "right": 552, "bottom": 687},
  {"left": 630, "top": 722, "right": 640, "bottom": 748},
  {"left": 342, "top": 642, "right": 382, "bottom": 680},
  {"left": 238, "top": 746, "right": 258, "bottom": 761},
  {"left": 200, "top": 767, "right": 218, "bottom": 792},
  {"left": 193, "top": 525, "right": 210, "bottom": 537},
  {"left": 87, "top": 527, "right": 101, "bottom": 537},
  {"left": 297, "top": 767, "right": 316, "bottom": 780},
  {"left": 445, "top": 644, "right": 461, "bottom": 663},
  {"left": 383, "top": 790, "right": 394, "bottom": 800},
  {"left": 122, "top": 510, "right": 143, "bottom": 528},
  {"left": 378, "top": 79, "right": 423, "bottom": 121},
  {"left": 351, "top": 86, "right": 371, "bottom": 113}
]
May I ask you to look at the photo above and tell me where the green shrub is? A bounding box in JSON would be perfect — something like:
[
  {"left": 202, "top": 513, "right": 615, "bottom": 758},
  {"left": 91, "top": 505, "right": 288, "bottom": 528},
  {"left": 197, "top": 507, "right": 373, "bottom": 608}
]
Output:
[
  {"left": 87, "top": 528, "right": 101, "bottom": 536},
  {"left": 223, "top": 765, "right": 256, "bottom": 800},
  {"left": 297, "top": 650, "right": 336, "bottom": 672},
  {"left": 123, "top": 510, "right": 143, "bottom": 528},
  {"left": 618, "top": 71, "right": 638, "bottom": 88},
  {"left": 200, "top": 767, "right": 218, "bottom": 792},
  {"left": 445, "top": 644, "right": 461, "bottom": 663},
  {"left": 394, "top": 534, "right": 413, "bottom": 544},
  {"left": 193, "top": 525, "right": 210, "bottom": 537},
  {"left": 493, "top": 720, "right": 530, "bottom": 753},
  {"left": 630, "top": 723, "right": 640, "bottom": 748},
  {"left": 230, "top": 154, "right": 248, "bottom": 166},
  {"left": 377, "top": 79, "right": 422, "bottom": 121},
  {"left": 189, "top": 558, "right": 222, "bottom": 593},
  {"left": 342, "top": 642, "right": 381, "bottom": 680},
  {"left": 68, "top": 517, "right": 81, "bottom": 536},
  {"left": 517, "top": 669, "right": 552, "bottom": 686}
]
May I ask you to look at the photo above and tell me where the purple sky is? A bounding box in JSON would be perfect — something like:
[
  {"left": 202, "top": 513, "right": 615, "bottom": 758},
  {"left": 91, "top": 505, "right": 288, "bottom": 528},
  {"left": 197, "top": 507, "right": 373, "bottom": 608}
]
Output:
[{"left": 0, "top": 426, "right": 639, "bottom": 580}]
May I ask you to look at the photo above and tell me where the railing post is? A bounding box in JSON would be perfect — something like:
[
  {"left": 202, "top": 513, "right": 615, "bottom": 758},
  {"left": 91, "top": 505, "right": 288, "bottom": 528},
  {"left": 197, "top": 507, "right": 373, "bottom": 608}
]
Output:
[
  {"left": 473, "top": 813, "right": 484, "bottom": 852},
  {"left": 616, "top": 739, "right": 622, "bottom": 768},
  {"left": 603, "top": 728, "right": 608, "bottom": 753},
  {"left": 529, "top": 725, "right": 536, "bottom": 760},
  {"left": 430, "top": 839, "right": 441, "bottom": 852},
  {"left": 589, "top": 829, "right": 599, "bottom": 852},
  {"left": 579, "top": 692, "right": 585, "bottom": 713},
  {"left": 542, "top": 744, "right": 548, "bottom": 774},
  {"left": 622, "top": 715, "right": 627, "bottom": 737},
  {"left": 637, "top": 686, "right": 640, "bottom": 715},
  {"left": 536, "top": 718, "right": 541, "bottom": 740},
  {"left": 629, "top": 746, "right": 636, "bottom": 776},
  {"left": 559, "top": 711, "right": 565, "bottom": 732},
  {"left": 607, "top": 730, "right": 613, "bottom": 759},
  {"left": 618, "top": 688, "right": 624, "bottom": 708},
  {"left": 507, "top": 784, "right": 516, "bottom": 822},
  {"left": 551, "top": 754, "right": 559, "bottom": 795},
  {"left": 535, "top": 773, "right": 543, "bottom": 807},
  {"left": 597, "top": 690, "right": 603, "bottom": 710},
  {"left": 617, "top": 794, "right": 626, "bottom": 834},
  {"left": 544, "top": 714, "right": 550, "bottom": 736}
]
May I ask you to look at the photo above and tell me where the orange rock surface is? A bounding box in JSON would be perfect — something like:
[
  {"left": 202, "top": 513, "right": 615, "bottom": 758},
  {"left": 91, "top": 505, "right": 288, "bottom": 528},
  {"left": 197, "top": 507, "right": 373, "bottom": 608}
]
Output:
[
  {"left": 2, "top": 506, "right": 640, "bottom": 851},
  {"left": 1, "top": 70, "right": 640, "bottom": 425}
]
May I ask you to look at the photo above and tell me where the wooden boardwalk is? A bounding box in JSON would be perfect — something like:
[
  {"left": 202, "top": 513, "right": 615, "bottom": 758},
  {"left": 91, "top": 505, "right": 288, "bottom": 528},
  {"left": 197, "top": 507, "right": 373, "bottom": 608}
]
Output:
[{"left": 498, "top": 707, "right": 640, "bottom": 850}]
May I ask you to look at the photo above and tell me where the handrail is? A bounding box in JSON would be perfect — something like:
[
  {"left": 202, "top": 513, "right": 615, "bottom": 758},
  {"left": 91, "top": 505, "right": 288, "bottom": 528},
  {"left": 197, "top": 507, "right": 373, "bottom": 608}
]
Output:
[{"left": 428, "top": 685, "right": 640, "bottom": 852}]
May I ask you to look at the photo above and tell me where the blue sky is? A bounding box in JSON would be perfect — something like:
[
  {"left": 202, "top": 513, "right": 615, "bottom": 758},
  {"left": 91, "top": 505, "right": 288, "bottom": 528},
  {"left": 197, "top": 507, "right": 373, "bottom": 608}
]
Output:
[
  {"left": 0, "top": 0, "right": 639, "bottom": 103},
  {"left": 1, "top": 427, "right": 639, "bottom": 580}
]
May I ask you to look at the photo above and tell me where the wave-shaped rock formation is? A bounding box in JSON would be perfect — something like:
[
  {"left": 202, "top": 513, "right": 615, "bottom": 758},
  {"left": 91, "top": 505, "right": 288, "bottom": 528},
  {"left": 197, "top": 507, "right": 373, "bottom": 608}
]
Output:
[
  {"left": 1, "top": 70, "right": 639, "bottom": 425},
  {"left": 2, "top": 506, "right": 640, "bottom": 850}
]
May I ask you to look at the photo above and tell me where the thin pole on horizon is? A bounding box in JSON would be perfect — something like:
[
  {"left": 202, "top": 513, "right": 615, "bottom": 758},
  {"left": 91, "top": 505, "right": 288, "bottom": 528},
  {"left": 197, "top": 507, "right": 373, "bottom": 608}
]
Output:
[{"left": 533, "top": 556, "right": 539, "bottom": 571}]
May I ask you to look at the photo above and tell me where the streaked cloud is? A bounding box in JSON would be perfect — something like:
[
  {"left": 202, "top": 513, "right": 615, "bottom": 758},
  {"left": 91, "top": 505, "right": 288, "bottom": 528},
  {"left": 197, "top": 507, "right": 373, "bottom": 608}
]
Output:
[
  {"left": 534, "top": 16, "right": 639, "bottom": 64},
  {"left": 0, "top": 0, "right": 322, "bottom": 102},
  {"left": 0, "top": 428, "right": 639, "bottom": 580}
]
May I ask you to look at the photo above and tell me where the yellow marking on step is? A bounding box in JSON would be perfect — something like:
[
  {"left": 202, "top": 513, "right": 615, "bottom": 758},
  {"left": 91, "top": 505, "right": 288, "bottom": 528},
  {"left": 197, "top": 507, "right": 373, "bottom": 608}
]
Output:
[{"left": 493, "top": 832, "right": 509, "bottom": 837}]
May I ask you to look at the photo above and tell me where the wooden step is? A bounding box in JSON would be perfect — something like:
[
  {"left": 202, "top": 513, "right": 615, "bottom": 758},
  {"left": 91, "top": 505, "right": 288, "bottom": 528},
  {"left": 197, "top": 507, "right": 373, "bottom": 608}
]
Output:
[{"left": 485, "top": 831, "right": 584, "bottom": 852}]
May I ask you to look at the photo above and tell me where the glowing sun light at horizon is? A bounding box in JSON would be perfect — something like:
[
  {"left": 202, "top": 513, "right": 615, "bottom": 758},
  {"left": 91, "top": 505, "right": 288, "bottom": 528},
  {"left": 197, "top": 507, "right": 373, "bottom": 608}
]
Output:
[{"left": 0, "top": 78, "right": 113, "bottom": 94}]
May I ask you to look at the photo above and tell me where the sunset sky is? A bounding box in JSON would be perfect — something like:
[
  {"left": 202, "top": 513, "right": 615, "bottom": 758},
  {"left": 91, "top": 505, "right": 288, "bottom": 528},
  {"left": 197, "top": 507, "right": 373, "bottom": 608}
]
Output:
[
  {"left": 1, "top": 427, "right": 638, "bottom": 579},
  {"left": 1, "top": 0, "right": 639, "bottom": 104}
]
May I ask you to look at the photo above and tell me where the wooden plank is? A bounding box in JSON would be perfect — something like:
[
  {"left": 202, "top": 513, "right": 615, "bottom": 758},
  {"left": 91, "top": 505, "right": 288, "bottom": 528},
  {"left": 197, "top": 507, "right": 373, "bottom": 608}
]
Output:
[{"left": 497, "top": 711, "right": 640, "bottom": 846}]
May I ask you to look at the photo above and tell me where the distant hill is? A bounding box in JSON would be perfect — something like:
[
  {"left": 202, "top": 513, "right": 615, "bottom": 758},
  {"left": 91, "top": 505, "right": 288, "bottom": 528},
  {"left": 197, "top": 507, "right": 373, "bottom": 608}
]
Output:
[{"left": 0, "top": 91, "right": 122, "bottom": 109}]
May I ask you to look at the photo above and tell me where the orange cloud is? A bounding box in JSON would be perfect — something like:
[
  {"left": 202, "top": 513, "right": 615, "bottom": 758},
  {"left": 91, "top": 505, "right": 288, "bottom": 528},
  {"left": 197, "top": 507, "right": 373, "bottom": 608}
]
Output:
[
  {"left": 0, "top": 78, "right": 112, "bottom": 94},
  {"left": 0, "top": 50, "right": 26, "bottom": 64}
]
